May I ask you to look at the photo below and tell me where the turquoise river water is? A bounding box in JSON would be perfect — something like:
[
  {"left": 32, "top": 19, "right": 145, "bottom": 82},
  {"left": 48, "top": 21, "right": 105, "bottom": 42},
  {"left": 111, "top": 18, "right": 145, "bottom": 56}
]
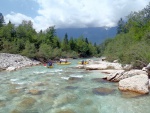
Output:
[{"left": 0, "top": 59, "right": 150, "bottom": 113}]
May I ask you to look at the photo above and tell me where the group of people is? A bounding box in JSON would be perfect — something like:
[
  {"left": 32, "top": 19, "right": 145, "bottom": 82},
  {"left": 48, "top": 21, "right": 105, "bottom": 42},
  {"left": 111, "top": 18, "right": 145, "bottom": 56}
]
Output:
[
  {"left": 59, "top": 58, "right": 68, "bottom": 64},
  {"left": 46, "top": 58, "right": 68, "bottom": 67}
]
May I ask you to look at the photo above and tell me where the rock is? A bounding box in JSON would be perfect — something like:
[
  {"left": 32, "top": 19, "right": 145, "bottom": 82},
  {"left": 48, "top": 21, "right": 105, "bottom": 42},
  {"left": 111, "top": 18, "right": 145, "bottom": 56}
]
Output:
[
  {"left": 145, "top": 63, "right": 150, "bottom": 78},
  {"left": 32, "top": 82, "right": 45, "bottom": 86},
  {"left": 92, "top": 78, "right": 109, "bottom": 83},
  {"left": 120, "top": 91, "right": 143, "bottom": 98},
  {"left": 106, "top": 70, "right": 125, "bottom": 82},
  {"left": 56, "top": 109, "right": 75, "bottom": 113},
  {"left": 85, "top": 61, "right": 123, "bottom": 70},
  {"left": 0, "top": 102, "right": 5, "bottom": 107},
  {"left": 53, "top": 93, "right": 77, "bottom": 107},
  {"left": 9, "top": 89, "right": 21, "bottom": 94},
  {"left": 123, "top": 64, "right": 133, "bottom": 71},
  {"left": 6, "top": 67, "right": 16, "bottom": 71},
  {"left": 123, "top": 69, "right": 148, "bottom": 78},
  {"left": 92, "top": 87, "right": 115, "bottom": 95},
  {"left": 100, "top": 69, "right": 124, "bottom": 74},
  {"left": 142, "top": 67, "right": 147, "bottom": 71},
  {"left": 85, "top": 64, "right": 108, "bottom": 70},
  {"left": 76, "top": 65, "right": 85, "bottom": 69},
  {"left": 28, "top": 89, "right": 44, "bottom": 95},
  {"left": 18, "top": 97, "right": 36, "bottom": 108},
  {"left": 80, "top": 99, "right": 93, "bottom": 106},
  {"left": 146, "top": 63, "right": 150, "bottom": 70},
  {"left": 10, "top": 109, "right": 21, "bottom": 113},
  {"left": 65, "top": 86, "right": 78, "bottom": 90},
  {"left": 113, "top": 60, "right": 118, "bottom": 63},
  {"left": 0, "top": 53, "right": 41, "bottom": 71},
  {"left": 119, "top": 74, "right": 149, "bottom": 94},
  {"left": 68, "top": 77, "right": 83, "bottom": 83},
  {"left": 104, "top": 69, "right": 148, "bottom": 82}
]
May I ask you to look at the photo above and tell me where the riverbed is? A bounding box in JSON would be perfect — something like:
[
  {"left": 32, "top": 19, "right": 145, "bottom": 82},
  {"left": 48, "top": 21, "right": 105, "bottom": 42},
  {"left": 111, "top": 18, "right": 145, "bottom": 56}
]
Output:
[{"left": 0, "top": 59, "right": 150, "bottom": 113}]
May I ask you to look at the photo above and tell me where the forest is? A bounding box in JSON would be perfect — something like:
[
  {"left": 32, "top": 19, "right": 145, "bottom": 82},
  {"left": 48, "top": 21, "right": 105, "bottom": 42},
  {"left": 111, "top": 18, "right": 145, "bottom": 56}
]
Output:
[
  {"left": 1, "top": 2, "right": 150, "bottom": 68},
  {"left": 100, "top": 3, "right": 150, "bottom": 68},
  {"left": 0, "top": 13, "right": 100, "bottom": 62}
]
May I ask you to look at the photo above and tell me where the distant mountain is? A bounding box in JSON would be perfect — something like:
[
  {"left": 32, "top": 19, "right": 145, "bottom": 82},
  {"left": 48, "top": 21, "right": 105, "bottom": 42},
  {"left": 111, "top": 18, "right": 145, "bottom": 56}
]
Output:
[{"left": 56, "top": 27, "right": 117, "bottom": 44}]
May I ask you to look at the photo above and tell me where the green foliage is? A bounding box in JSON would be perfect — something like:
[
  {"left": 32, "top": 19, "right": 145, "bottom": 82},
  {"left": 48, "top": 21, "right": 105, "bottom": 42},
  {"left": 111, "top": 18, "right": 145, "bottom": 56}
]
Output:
[
  {"left": 101, "top": 2, "right": 150, "bottom": 68},
  {"left": 0, "top": 12, "right": 100, "bottom": 60},
  {"left": 0, "top": 13, "right": 4, "bottom": 27},
  {"left": 22, "top": 41, "right": 36, "bottom": 58},
  {"left": 38, "top": 43, "right": 53, "bottom": 60}
]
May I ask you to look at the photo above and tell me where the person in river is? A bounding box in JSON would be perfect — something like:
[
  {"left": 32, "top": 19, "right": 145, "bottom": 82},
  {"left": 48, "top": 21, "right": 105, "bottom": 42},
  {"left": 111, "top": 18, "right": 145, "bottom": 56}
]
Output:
[
  {"left": 47, "top": 60, "right": 53, "bottom": 67},
  {"left": 65, "top": 59, "right": 67, "bottom": 63},
  {"left": 81, "top": 60, "right": 84, "bottom": 65}
]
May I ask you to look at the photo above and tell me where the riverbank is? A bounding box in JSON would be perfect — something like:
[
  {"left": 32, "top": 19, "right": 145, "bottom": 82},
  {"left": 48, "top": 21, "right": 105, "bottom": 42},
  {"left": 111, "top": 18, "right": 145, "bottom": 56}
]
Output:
[
  {"left": 0, "top": 53, "right": 41, "bottom": 71},
  {"left": 76, "top": 59, "right": 150, "bottom": 94}
]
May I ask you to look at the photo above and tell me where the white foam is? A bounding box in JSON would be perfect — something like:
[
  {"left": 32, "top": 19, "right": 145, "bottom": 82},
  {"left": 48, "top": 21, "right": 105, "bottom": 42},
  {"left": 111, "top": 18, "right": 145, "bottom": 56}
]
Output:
[
  {"left": 10, "top": 79, "right": 19, "bottom": 82},
  {"left": 33, "top": 71, "right": 47, "bottom": 74},
  {"left": 54, "top": 69, "right": 63, "bottom": 72},
  {"left": 61, "top": 77, "right": 69, "bottom": 80},
  {"left": 70, "top": 75, "right": 83, "bottom": 78}
]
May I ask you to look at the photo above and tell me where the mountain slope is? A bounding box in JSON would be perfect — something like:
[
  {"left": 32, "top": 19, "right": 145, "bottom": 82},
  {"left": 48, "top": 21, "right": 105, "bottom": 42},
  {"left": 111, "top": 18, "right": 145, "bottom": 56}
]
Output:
[{"left": 56, "top": 27, "right": 117, "bottom": 44}]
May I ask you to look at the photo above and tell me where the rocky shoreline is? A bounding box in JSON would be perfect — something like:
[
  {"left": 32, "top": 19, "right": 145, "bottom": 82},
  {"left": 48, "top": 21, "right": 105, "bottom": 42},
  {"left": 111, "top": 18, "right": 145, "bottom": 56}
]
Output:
[
  {"left": 76, "top": 59, "right": 150, "bottom": 95},
  {"left": 1, "top": 53, "right": 150, "bottom": 95},
  {"left": 0, "top": 53, "right": 41, "bottom": 71}
]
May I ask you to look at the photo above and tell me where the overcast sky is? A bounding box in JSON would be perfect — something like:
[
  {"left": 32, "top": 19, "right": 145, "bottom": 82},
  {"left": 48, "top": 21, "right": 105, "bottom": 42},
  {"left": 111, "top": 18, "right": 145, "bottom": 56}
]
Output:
[{"left": 0, "top": 0, "right": 149, "bottom": 31}]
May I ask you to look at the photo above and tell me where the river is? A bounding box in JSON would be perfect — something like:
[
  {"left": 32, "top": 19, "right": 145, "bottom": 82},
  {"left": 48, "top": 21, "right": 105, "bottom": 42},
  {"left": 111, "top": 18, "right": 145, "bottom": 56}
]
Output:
[{"left": 0, "top": 59, "right": 150, "bottom": 113}]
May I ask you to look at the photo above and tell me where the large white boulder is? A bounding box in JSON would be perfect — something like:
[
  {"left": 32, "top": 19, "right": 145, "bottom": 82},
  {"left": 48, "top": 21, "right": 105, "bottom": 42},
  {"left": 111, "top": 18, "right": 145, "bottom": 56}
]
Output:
[
  {"left": 85, "top": 64, "right": 108, "bottom": 70},
  {"left": 119, "top": 74, "right": 149, "bottom": 94},
  {"left": 122, "top": 69, "right": 147, "bottom": 78},
  {"left": 104, "top": 69, "right": 148, "bottom": 82},
  {"left": 6, "top": 67, "right": 16, "bottom": 71},
  {"left": 85, "top": 61, "right": 123, "bottom": 70}
]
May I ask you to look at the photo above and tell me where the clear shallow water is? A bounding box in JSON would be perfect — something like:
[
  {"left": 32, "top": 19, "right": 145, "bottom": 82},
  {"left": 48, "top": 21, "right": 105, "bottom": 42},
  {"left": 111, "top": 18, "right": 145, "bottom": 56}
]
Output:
[{"left": 0, "top": 59, "right": 150, "bottom": 113}]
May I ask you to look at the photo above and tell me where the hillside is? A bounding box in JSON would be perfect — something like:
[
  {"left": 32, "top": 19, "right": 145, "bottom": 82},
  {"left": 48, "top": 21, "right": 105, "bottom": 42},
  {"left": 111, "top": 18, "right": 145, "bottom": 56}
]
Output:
[{"left": 56, "top": 27, "right": 117, "bottom": 44}]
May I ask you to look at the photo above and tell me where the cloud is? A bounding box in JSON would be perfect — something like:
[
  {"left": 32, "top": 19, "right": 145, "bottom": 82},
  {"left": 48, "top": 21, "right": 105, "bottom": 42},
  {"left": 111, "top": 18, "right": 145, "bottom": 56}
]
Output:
[
  {"left": 5, "top": 12, "right": 34, "bottom": 25},
  {"left": 34, "top": 0, "right": 149, "bottom": 29},
  {"left": 4, "top": 0, "right": 150, "bottom": 31}
]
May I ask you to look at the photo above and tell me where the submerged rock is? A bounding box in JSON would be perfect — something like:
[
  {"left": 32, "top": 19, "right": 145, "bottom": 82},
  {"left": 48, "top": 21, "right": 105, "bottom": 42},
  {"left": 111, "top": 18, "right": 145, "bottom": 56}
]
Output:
[
  {"left": 120, "top": 91, "right": 144, "bottom": 98},
  {"left": 10, "top": 109, "right": 22, "bottom": 113},
  {"left": 65, "top": 86, "right": 78, "bottom": 90},
  {"left": 18, "top": 97, "right": 36, "bottom": 108},
  {"left": 80, "top": 99, "right": 93, "bottom": 106},
  {"left": 119, "top": 74, "right": 149, "bottom": 94},
  {"left": 9, "top": 89, "right": 22, "bottom": 94},
  {"left": 92, "top": 87, "right": 115, "bottom": 95},
  {"left": 92, "top": 78, "right": 109, "bottom": 83},
  {"left": 0, "top": 101, "right": 6, "bottom": 107},
  {"left": 53, "top": 93, "right": 77, "bottom": 107},
  {"left": 68, "top": 77, "right": 83, "bottom": 83},
  {"left": 28, "top": 89, "right": 44, "bottom": 95},
  {"left": 56, "top": 109, "right": 75, "bottom": 113}
]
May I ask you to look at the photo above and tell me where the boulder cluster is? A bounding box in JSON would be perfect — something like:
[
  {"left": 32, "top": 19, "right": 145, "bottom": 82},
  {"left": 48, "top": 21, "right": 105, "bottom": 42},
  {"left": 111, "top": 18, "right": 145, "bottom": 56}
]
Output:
[
  {"left": 0, "top": 53, "right": 41, "bottom": 71},
  {"left": 77, "top": 59, "right": 150, "bottom": 94}
]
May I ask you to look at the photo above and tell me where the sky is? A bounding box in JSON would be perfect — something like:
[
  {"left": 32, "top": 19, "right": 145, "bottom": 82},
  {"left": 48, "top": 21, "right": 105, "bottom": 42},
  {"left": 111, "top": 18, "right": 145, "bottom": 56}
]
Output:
[{"left": 0, "top": 0, "right": 150, "bottom": 31}]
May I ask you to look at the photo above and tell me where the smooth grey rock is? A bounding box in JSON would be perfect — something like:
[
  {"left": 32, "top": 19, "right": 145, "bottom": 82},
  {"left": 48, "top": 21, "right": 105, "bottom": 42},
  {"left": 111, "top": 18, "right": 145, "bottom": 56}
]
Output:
[{"left": 119, "top": 74, "right": 149, "bottom": 94}]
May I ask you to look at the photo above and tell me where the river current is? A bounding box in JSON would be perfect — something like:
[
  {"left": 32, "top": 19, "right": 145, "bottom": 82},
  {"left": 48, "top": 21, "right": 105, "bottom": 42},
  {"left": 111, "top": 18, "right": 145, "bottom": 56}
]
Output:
[{"left": 0, "top": 59, "right": 150, "bottom": 113}]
